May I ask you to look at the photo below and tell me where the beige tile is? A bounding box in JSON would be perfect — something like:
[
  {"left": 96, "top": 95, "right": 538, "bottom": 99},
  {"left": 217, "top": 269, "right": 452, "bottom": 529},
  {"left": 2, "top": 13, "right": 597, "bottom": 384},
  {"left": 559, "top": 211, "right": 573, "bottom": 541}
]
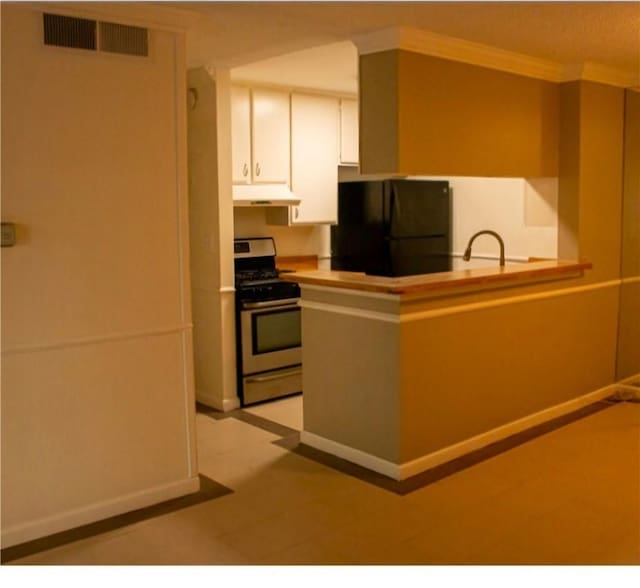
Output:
[
  {"left": 256, "top": 535, "right": 354, "bottom": 565},
  {"left": 474, "top": 498, "right": 637, "bottom": 565},
  {"left": 242, "top": 395, "right": 303, "bottom": 430},
  {"left": 215, "top": 495, "right": 358, "bottom": 561},
  {"left": 195, "top": 417, "right": 280, "bottom": 462},
  {"left": 163, "top": 492, "right": 284, "bottom": 539},
  {"left": 197, "top": 440, "right": 291, "bottom": 488},
  {"left": 23, "top": 521, "right": 249, "bottom": 565},
  {"left": 13, "top": 402, "right": 640, "bottom": 566}
]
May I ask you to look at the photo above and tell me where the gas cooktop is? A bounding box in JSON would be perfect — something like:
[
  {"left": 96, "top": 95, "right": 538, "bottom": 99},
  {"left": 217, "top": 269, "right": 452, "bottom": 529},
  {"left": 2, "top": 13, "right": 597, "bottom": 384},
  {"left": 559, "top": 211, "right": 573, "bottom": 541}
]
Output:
[{"left": 234, "top": 237, "right": 300, "bottom": 302}]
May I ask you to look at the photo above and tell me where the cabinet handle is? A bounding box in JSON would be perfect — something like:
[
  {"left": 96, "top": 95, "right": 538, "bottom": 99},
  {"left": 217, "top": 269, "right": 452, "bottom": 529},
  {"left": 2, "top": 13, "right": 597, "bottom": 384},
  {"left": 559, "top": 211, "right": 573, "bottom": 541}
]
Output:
[
  {"left": 243, "top": 163, "right": 248, "bottom": 177},
  {"left": 255, "top": 162, "right": 261, "bottom": 177},
  {"left": 294, "top": 207, "right": 299, "bottom": 219}
]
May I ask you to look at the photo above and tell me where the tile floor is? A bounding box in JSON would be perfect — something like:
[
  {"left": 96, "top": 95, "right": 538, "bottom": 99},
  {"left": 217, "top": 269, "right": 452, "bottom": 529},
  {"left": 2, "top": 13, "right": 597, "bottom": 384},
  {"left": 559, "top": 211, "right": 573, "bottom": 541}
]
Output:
[{"left": 6, "top": 394, "right": 640, "bottom": 566}]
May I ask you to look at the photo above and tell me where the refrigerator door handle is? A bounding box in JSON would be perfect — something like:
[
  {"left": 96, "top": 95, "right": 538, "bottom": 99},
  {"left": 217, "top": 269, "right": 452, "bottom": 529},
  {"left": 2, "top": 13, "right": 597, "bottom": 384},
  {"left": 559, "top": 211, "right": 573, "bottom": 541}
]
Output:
[{"left": 387, "top": 181, "right": 397, "bottom": 234}]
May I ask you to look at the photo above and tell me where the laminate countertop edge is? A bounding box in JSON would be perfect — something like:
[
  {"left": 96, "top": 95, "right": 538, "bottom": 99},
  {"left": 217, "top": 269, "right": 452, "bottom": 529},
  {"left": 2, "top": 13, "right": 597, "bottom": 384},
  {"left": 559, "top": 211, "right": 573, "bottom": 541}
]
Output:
[{"left": 280, "top": 260, "right": 593, "bottom": 296}]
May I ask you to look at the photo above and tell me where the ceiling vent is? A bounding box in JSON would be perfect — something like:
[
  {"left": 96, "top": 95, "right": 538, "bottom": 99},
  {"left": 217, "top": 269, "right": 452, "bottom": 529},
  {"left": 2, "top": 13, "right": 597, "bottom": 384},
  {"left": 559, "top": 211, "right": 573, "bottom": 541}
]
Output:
[
  {"left": 99, "top": 21, "right": 148, "bottom": 57},
  {"left": 43, "top": 13, "right": 97, "bottom": 51},
  {"left": 43, "top": 13, "right": 148, "bottom": 57}
]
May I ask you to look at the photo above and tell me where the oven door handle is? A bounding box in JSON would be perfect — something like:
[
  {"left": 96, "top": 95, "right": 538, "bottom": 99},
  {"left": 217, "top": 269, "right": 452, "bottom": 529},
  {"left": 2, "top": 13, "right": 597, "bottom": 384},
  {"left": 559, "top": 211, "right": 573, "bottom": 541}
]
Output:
[
  {"left": 245, "top": 367, "right": 302, "bottom": 383},
  {"left": 241, "top": 299, "right": 299, "bottom": 310}
]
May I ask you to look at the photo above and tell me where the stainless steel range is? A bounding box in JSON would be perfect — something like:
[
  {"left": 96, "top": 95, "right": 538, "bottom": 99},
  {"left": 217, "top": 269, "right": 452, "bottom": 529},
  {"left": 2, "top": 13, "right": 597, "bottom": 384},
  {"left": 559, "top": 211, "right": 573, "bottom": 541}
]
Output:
[{"left": 234, "top": 237, "right": 302, "bottom": 406}]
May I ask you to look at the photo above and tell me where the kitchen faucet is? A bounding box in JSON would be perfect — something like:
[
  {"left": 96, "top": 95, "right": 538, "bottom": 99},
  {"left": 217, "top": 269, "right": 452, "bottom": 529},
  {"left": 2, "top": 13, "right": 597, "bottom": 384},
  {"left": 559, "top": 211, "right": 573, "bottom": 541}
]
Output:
[{"left": 463, "top": 230, "right": 506, "bottom": 266}]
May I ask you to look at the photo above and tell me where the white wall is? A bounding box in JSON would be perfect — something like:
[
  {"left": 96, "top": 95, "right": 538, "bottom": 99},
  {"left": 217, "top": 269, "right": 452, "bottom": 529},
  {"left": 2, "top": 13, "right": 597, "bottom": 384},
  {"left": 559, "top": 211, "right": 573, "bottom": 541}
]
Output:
[
  {"left": 1, "top": 5, "right": 198, "bottom": 546},
  {"left": 234, "top": 207, "right": 331, "bottom": 258},
  {"left": 187, "top": 67, "right": 239, "bottom": 411},
  {"left": 415, "top": 176, "right": 558, "bottom": 261}
]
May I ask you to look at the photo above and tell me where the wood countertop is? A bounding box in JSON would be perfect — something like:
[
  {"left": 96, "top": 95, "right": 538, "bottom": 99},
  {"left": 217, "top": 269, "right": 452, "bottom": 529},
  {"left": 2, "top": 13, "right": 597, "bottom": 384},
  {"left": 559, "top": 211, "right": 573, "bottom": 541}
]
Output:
[
  {"left": 280, "top": 259, "right": 592, "bottom": 296},
  {"left": 276, "top": 255, "right": 318, "bottom": 272}
]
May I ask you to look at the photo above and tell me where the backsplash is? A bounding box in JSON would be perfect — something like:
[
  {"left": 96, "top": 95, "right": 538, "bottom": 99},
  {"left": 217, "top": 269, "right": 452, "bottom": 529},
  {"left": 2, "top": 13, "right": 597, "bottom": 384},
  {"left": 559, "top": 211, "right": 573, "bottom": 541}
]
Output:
[
  {"left": 413, "top": 175, "right": 558, "bottom": 261},
  {"left": 233, "top": 207, "right": 331, "bottom": 258}
]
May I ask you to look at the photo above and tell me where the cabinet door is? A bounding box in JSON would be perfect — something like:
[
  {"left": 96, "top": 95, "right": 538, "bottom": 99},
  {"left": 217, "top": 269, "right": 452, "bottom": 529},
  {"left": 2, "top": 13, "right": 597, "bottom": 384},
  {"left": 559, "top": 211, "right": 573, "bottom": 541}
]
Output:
[
  {"left": 251, "top": 89, "right": 290, "bottom": 184},
  {"left": 340, "top": 98, "right": 359, "bottom": 165},
  {"left": 231, "top": 86, "right": 252, "bottom": 184},
  {"left": 290, "top": 93, "right": 339, "bottom": 224}
]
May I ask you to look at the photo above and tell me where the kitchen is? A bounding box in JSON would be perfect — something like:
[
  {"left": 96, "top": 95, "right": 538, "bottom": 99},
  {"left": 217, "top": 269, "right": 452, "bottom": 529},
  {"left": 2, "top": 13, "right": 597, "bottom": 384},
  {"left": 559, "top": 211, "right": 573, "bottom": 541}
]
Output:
[
  {"left": 2, "top": 1, "right": 637, "bottom": 556},
  {"left": 187, "top": 31, "right": 637, "bottom": 481},
  {"left": 188, "top": 40, "right": 561, "bottom": 411}
]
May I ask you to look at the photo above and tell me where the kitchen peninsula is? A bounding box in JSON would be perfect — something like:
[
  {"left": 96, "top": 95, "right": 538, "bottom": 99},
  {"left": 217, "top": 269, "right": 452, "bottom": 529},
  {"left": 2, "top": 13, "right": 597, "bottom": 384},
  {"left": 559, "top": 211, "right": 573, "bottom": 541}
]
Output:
[{"left": 281, "top": 259, "right": 615, "bottom": 481}]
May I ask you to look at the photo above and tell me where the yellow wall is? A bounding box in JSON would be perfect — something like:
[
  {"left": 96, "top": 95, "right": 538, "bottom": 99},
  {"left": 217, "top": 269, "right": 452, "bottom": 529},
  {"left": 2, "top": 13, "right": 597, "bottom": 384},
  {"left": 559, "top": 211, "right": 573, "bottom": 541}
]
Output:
[
  {"left": 399, "top": 79, "right": 628, "bottom": 461},
  {"left": 400, "top": 285, "right": 619, "bottom": 461},
  {"left": 358, "top": 50, "right": 399, "bottom": 175},
  {"left": 621, "top": 91, "right": 640, "bottom": 280},
  {"left": 617, "top": 90, "right": 640, "bottom": 379},
  {"left": 558, "top": 82, "right": 625, "bottom": 282},
  {"left": 359, "top": 50, "right": 559, "bottom": 177},
  {"left": 1, "top": 5, "right": 197, "bottom": 546}
]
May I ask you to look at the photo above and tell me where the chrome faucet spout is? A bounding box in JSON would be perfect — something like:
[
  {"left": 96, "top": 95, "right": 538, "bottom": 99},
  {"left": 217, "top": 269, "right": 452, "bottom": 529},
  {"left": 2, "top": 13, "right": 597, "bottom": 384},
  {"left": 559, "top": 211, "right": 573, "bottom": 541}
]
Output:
[{"left": 462, "top": 230, "right": 506, "bottom": 266}]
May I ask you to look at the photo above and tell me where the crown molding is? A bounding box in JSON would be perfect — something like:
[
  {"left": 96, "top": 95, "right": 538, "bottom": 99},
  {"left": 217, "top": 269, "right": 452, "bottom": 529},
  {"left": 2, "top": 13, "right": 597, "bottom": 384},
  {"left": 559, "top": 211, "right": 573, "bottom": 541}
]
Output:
[
  {"left": 562, "top": 62, "right": 640, "bottom": 89},
  {"left": 352, "top": 27, "right": 564, "bottom": 82},
  {"left": 353, "top": 27, "right": 637, "bottom": 88}
]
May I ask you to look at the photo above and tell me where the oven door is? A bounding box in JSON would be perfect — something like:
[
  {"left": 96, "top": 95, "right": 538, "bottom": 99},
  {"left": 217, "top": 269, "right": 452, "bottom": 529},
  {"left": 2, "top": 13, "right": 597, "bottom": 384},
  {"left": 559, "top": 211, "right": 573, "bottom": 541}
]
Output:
[{"left": 240, "top": 298, "right": 302, "bottom": 376}]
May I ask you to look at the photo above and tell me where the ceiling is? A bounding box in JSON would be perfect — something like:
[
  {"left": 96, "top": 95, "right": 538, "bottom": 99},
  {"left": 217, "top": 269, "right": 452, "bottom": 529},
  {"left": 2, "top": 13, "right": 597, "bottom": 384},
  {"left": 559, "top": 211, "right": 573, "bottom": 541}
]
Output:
[
  {"left": 172, "top": 1, "right": 639, "bottom": 91},
  {"left": 230, "top": 42, "right": 359, "bottom": 94}
]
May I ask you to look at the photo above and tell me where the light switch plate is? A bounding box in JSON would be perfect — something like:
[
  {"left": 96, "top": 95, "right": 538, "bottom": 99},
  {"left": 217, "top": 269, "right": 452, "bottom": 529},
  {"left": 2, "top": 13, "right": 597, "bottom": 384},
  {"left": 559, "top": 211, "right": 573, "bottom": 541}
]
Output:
[{"left": 1, "top": 222, "right": 16, "bottom": 247}]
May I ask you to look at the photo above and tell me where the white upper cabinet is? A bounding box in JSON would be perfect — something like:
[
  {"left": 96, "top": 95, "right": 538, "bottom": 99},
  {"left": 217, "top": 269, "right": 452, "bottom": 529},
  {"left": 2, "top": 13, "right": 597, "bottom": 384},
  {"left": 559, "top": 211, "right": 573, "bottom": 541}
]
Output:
[
  {"left": 231, "top": 86, "right": 251, "bottom": 183},
  {"left": 251, "top": 89, "right": 291, "bottom": 183},
  {"left": 231, "top": 86, "right": 291, "bottom": 185},
  {"left": 339, "top": 98, "right": 359, "bottom": 165},
  {"left": 268, "top": 93, "right": 339, "bottom": 225}
]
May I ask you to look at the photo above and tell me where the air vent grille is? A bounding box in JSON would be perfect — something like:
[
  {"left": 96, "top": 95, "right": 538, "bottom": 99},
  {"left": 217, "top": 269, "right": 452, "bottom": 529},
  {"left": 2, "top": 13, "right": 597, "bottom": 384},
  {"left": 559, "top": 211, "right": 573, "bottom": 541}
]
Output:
[
  {"left": 43, "top": 13, "right": 148, "bottom": 57},
  {"left": 43, "top": 13, "right": 97, "bottom": 51},
  {"left": 99, "top": 22, "right": 148, "bottom": 57}
]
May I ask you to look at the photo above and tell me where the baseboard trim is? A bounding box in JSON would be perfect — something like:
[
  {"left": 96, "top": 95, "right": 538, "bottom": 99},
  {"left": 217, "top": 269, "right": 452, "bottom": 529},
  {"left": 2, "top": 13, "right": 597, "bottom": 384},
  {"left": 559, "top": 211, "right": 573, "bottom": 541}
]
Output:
[
  {"left": 301, "top": 383, "right": 619, "bottom": 481},
  {"left": 619, "top": 372, "right": 640, "bottom": 385},
  {"left": 299, "top": 431, "right": 401, "bottom": 480},
  {"left": 614, "top": 372, "right": 640, "bottom": 400},
  {"left": 195, "top": 390, "right": 241, "bottom": 412},
  {"left": 615, "top": 385, "right": 640, "bottom": 399},
  {"left": 399, "top": 383, "right": 618, "bottom": 479},
  {"left": 1, "top": 476, "right": 200, "bottom": 549}
]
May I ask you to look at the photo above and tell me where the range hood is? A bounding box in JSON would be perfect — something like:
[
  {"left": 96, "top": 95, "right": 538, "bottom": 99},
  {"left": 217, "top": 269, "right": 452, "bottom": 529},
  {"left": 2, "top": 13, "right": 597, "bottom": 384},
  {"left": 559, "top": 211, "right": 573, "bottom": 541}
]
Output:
[{"left": 232, "top": 183, "right": 300, "bottom": 207}]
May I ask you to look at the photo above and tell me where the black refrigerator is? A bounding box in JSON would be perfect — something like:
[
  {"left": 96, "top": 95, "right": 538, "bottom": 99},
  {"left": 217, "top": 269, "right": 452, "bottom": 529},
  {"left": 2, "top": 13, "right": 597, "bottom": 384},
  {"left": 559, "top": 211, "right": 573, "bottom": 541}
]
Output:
[{"left": 330, "top": 179, "right": 452, "bottom": 277}]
